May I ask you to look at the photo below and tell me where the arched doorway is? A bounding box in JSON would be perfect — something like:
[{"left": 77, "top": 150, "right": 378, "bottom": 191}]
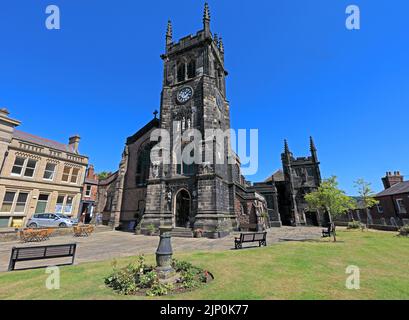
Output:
[{"left": 174, "top": 189, "right": 191, "bottom": 228}]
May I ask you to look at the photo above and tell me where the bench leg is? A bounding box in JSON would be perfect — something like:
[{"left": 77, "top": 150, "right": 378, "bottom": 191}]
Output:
[
  {"left": 8, "top": 259, "right": 16, "bottom": 272},
  {"left": 235, "top": 242, "right": 242, "bottom": 250}
]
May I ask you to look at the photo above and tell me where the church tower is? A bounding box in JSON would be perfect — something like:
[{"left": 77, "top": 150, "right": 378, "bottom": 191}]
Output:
[{"left": 141, "top": 3, "right": 236, "bottom": 233}]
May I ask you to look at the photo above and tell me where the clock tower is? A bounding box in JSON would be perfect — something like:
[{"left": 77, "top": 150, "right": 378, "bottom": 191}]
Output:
[{"left": 141, "top": 3, "right": 237, "bottom": 233}]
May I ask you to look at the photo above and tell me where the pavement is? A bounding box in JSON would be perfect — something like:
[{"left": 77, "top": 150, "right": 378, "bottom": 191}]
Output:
[{"left": 0, "top": 227, "right": 322, "bottom": 272}]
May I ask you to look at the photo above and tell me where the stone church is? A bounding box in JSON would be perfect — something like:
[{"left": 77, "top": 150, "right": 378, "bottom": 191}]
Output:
[{"left": 97, "top": 4, "right": 324, "bottom": 236}]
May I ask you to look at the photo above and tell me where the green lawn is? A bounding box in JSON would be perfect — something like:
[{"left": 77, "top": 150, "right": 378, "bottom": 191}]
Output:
[{"left": 1, "top": 230, "right": 408, "bottom": 300}]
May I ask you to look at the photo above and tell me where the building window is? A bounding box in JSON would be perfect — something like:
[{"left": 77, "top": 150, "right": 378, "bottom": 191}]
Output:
[
  {"left": 62, "top": 166, "right": 71, "bottom": 182},
  {"left": 35, "top": 194, "right": 49, "bottom": 214},
  {"left": 85, "top": 185, "right": 92, "bottom": 197},
  {"left": 187, "top": 59, "right": 196, "bottom": 79},
  {"left": 396, "top": 199, "right": 407, "bottom": 214},
  {"left": 306, "top": 167, "right": 315, "bottom": 177},
  {"left": 11, "top": 157, "right": 37, "bottom": 178},
  {"left": 0, "top": 191, "right": 29, "bottom": 214},
  {"left": 376, "top": 204, "right": 384, "bottom": 214},
  {"left": 14, "top": 193, "right": 28, "bottom": 213},
  {"left": 61, "top": 166, "right": 81, "bottom": 184},
  {"left": 136, "top": 144, "right": 152, "bottom": 186},
  {"left": 64, "top": 196, "right": 74, "bottom": 214},
  {"left": 71, "top": 168, "right": 80, "bottom": 184},
  {"left": 177, "top": 62, "right": 186, "bottom": 82},
  {"left": 1, "top": 192, "right": 16, "bottom": 212},
  {"left": 43, "top": 163, "right": 57, "bottom": 181},
  {"left": 24, "top": 159, "right": 37, "bottom": 177},
  {"left": 55, "top": 195, "right": 65, "bottom": 213},
  {"left": 11, "top": 157, "right": 25, "bottom": 175}
]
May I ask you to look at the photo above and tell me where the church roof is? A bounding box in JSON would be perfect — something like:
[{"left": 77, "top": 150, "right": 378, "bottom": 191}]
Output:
[
  {"left": 264, "top": 169, "right": 285, "bottom": 183},
  {"left": 13, "top": 130, "right": 77, "bottom": 154},
  {"left": 98, "top": 171, "right": 119, "bottom": 186},
  {"left": 376, "top": 181, "right": 409, "bottom": 197},
  {"left": 126, "top": 118, "right": 160, "bottom": 145}
]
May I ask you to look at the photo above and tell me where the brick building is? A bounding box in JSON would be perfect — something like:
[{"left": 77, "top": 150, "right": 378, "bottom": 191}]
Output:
[
  {"left": 339, "top": 172, "right": 409, "bottom": 227},
  {"left": 79, "top": 164, "right": 99, "bottom": 223},
  {"left": 0, "top": 108, "right": 88, "bottom": 228},
  {"left": 371, "top": 172, "right": 409, "bottom": 226}
]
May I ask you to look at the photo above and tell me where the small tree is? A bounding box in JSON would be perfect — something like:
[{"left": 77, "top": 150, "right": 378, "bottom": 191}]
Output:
[
  {"left": 305, "top": 176, "right": 356, "bottom": 242},
  {"left": 97, "top": 171, "right": 111, "bottom": 180},
  {"left": 354, "top": 178, "right": 379, "bottom": 228}
]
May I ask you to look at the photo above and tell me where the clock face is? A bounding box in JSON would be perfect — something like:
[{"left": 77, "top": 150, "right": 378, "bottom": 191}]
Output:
[{"left": 177, "top": 87, "right": 193, "bottom": 104}]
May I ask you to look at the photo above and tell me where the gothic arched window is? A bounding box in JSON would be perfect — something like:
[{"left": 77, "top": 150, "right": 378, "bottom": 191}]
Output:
[
  {"left": 187, "top": 59, "right": 196, "bottom": 79},
  {"left": 136, "top": 143, "right": 152, "bottom": 186},
  {"left": 177, "top": 62, "right": 186, "bottom": 82}
]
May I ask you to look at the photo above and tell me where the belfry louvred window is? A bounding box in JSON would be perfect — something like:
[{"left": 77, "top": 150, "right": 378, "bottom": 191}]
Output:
[
  {"left": 177, "top": 63, "right": 185, "bottom": 82},
  {"left": 187, "top": 59, "right": 196, "bottom": 79}
]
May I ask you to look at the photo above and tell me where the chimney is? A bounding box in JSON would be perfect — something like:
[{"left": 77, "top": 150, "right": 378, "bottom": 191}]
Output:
[
  {"left": 87, "top": 164, "right": 95, "bottom": 179},
  {"left": 382, "top": 171, "right": 404, "bottom": 189},
  {"left": 69, "top": 135, "right": 81, "bottom": 153}
]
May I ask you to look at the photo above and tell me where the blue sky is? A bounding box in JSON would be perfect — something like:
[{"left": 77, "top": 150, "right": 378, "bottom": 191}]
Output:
[{"left": 0, "top": 0, "right": 408, "bottom": 195}]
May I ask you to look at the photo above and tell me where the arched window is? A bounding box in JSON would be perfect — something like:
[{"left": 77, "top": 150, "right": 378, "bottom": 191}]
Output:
[
  {"left": 187, "top": 59, "right": 196, "bottom": 79},
  {"left": 136, "top": 143, "right": 152, "bottom": 186},
  {"left": 176, "top": 149, "right": 195, "bottom": 176},
  {"left": 177, "top": 62, "right": 186, "bottom": 82}
]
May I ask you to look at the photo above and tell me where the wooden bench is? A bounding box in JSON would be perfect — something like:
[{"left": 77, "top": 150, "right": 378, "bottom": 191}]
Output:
[
  {"left": 8, "top": 244, "right": 77, "bottom": 272},
  {"left": 322, "top": 223, "right": 336, "bottom": 238},
  {"left": 235, "top": 232, "right": 267, "bottom": 250},
  {"left": 73, "top": 225, "right": 95, "bottom": 237}
]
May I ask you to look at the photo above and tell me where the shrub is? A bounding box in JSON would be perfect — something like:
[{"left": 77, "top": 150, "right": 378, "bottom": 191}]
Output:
[
  {"left": 146, "top": 282, "right": 174, "bottom": 297},
  {"left": 172, "top": 259, "right": 195, "bottom": 272},
  {"left": 104, "top": 265, "right": 138, "bottom": 295},
  {"left": 147, "top": 224, "right": 156, "bottom": 235},
  {"left": 348, "top": 220, "right": 364, "bottom": 230},
  {"left": 105, "top": 256, "right": 211, "bottom": 297}
]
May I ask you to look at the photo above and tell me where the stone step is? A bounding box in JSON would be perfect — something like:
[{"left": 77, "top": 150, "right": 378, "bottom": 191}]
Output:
[{"left": 171, "top": 228, "right": 194, "bottom": 238}]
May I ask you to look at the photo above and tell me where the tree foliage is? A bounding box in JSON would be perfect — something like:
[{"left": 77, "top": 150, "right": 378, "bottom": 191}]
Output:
[
  {"left": 305, "top": 176, "right": 356, "bottom": 220},
  {"left": 353, "top": 178, "right": 379, "bottom": 210},
  {"left": 97, "top": 171, "right": 111, "bottom": 180}
]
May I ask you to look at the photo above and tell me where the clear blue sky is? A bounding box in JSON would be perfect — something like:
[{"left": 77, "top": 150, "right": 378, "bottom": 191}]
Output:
[{"left": 1, "top": 0, "right": 408, "bottom": 195}]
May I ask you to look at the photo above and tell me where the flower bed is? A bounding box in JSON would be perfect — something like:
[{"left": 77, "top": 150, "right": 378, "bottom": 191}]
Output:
[{"left": 105, "top": 255, "right": 213, "bottom": 297}]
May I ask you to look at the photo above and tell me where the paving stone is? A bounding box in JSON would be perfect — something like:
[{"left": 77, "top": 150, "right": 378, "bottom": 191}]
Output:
[{"left": 0, "top": 227, "right": 322, "bottom": 272}]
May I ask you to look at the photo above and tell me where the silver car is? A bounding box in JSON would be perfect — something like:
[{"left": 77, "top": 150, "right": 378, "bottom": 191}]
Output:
[{"left": 27, "top": 213, "right": 76, "bottom": 228}]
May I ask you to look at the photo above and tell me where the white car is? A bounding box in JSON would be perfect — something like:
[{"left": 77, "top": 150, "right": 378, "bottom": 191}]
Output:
[{"left": 27, "top": 213, "right": 76, "bottom": 228}]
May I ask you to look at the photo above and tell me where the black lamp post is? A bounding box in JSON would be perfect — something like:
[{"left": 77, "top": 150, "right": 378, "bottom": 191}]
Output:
[{"left": 155, "top": 226, "right": 175, "bottom": 279}]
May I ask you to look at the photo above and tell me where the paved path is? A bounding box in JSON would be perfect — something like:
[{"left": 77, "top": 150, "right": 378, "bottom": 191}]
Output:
[{"left": 0, "top": 227, "right": 321, "bottom": 272}]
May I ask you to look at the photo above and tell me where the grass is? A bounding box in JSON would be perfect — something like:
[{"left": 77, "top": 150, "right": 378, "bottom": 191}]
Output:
[{"left": 0, "top": 230, "right": 408, "bottom": 300}]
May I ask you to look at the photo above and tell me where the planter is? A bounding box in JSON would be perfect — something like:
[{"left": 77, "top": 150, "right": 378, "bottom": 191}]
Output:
[{"left": 193, "top": 230, "right": 204, "bottom": 238}]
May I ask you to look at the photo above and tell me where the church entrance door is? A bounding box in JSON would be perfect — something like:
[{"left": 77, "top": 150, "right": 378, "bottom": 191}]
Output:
[{"left": 174, "top": 189, "right": 191, "bottom": 228}]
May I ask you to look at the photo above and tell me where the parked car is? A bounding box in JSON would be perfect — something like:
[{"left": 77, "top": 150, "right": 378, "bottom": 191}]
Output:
[
  {"left": 56, "top": 213, "right": 79, "bottom": 225},
  {"left": 27, "top": 213, "right": 76, "bottom": 228}
]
